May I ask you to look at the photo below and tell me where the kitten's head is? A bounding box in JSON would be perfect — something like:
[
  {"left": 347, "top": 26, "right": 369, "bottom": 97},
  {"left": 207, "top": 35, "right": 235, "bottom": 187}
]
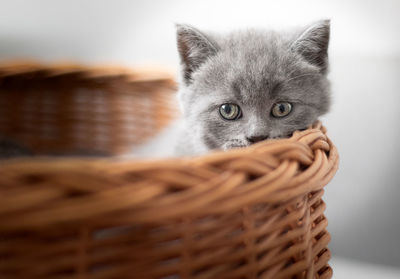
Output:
[{"left": 176, "top": 20, "right": 331, "bottom": 152}]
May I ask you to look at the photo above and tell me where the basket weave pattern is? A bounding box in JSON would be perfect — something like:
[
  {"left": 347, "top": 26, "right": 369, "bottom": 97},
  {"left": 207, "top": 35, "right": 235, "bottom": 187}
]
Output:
[
  {"left": 0, "top": 64, "right": 338, "bottom": 279},
  {"left": 0, "top": 63, "right": 177, "bottom": 155}
]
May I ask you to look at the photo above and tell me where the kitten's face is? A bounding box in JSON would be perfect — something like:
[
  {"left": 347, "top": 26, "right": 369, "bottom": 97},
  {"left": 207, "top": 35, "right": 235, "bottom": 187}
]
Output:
[{"left": 177, "top": 21, "right": 331, "bottom": 152}]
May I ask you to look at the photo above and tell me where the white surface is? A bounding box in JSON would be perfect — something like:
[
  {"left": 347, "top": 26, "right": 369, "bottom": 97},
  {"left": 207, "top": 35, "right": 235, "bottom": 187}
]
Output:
[
  {"left": 0, "top": 0, "right": 400, "bottom": 65},
  {"left": 332, "top": 257, "right": 400, "bottom": 279},
  {"left": 323, "top": 55, "right": 400, "bottom": 266},
  {"left": 0, "top": 0, "right": 399, "bottom": 268}
]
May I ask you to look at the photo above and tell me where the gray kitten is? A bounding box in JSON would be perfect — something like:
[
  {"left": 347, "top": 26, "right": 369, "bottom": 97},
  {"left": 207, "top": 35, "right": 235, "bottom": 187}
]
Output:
[{"left": 175, "top": 20, "right": 331, "bottom": 155}]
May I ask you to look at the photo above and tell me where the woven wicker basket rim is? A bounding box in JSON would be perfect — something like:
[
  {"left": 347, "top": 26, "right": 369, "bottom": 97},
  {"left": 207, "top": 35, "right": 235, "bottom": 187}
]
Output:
[{"left": 0, "top": 122, "right": 338, "bottom": 205}]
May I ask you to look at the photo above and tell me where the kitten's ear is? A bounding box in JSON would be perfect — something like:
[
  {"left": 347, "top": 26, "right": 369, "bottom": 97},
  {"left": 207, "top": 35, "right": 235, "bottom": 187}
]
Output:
[
  {"left": 291, "top": 20, "right": 330, "bottom": 73},
  {"left": 176, "top": 24, "right": 220, "bottom": 84}
]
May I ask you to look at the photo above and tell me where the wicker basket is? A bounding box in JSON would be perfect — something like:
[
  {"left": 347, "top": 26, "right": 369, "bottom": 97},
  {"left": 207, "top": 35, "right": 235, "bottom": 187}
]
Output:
[
  {"left": 0, "top": 62, "right": 178, "bottom": 156},
  {"left": 0, "top": 63, "right": 339, "bottom": 279}
]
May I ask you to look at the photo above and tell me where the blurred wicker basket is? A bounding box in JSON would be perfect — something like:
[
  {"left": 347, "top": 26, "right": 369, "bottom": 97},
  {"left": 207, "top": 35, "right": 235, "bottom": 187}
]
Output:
[
  {"left": 0, "top": 62, "right": 178, "bottom": 156},
  {"left": 0, "top": 63, "right": 339, "bottom": 279}
]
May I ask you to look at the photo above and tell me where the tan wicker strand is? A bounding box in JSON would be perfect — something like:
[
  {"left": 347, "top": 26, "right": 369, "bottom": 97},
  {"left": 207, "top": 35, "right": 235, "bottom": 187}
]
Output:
[{"left": 0, "top": 63, "right": 338, "bottom": 279}]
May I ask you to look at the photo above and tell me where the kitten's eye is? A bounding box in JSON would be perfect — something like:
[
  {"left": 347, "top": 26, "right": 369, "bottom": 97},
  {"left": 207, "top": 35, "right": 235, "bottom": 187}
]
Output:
[
  {"left": 219, "top": 103, "right": 241, "bottom": 120},
  {"left": 271, "top": 102, "right": 292, "bottom": 118}
]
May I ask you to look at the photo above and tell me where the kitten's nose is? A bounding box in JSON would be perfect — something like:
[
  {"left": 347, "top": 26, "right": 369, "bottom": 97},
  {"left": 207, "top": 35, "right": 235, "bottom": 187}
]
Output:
[{"left": 246, "top": 135, "right": 269, "bottom": 143}]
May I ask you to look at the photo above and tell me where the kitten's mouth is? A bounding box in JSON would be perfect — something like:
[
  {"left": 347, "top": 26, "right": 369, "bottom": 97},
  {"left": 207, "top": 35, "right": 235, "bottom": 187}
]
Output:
[
  {"left": 222, "top": 141, "right": 249, "bottom": 150},
  {"left": 223, "top": 131, "right": 300, "bottom": 150}
]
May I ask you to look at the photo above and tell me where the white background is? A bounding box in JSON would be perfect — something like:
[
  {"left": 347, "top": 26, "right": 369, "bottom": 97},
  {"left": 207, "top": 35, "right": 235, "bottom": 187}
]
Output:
[{"left": 1, "top": 0, "right": 400, "bottom": 274}]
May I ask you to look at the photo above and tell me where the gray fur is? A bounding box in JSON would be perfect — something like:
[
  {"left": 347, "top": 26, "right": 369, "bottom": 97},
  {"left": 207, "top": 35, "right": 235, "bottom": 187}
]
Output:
[{"left": 175, "top": 20, "right": 332, "bottom": 155}]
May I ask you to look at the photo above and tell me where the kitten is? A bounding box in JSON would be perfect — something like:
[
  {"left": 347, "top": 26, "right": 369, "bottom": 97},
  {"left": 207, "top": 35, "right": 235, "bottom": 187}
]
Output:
[{"left": 174, "top": 20, "right": 331, "bottom": 156}]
